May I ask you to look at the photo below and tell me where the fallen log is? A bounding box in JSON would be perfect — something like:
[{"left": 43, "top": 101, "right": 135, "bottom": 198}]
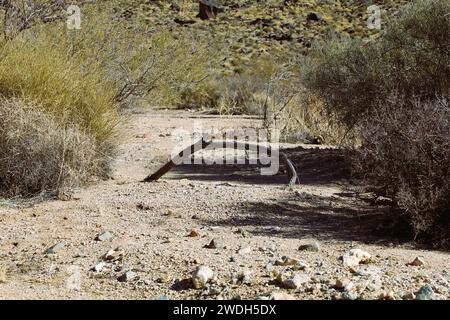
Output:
[
  {"left": 143, "top": 137, "right": 300, "bottom": 185},
  {"left": 142, "top": 137, "right": 212, "bottom": 182}
]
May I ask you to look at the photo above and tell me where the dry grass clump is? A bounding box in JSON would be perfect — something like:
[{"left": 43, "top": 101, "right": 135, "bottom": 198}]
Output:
[{"left": 0, "top": 98, "right": 107, "bottom": 197}]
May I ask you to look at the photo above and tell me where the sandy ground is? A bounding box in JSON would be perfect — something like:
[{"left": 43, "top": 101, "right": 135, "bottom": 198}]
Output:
[{"left": 0, "top": 110, "right": 448, "bottom": 300}]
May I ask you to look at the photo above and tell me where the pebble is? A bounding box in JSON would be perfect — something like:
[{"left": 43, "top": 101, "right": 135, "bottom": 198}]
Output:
[
  {"left": 334, "top": 278, "right": 351, "bottom": 290},
  {"left": 117, "top": 271, "right": 137, "bottom": 283},
  {"left": 237, "top": 246, "right": 252, "bottom": 255},
  {"left": 192, "top": 265, "right": 214, "bottom": 289},
  {"left": 45, "top": 242, "right": 65, "bottom": 254},
  {"left": 282, "top": 273, "right": 309, "bottom": 289},
  {"left": 402, "top": 292, "right": 416, "bottom": 300},
  {"left": 274, "top": 256, "right": 299, "bottom": 266},
  {"left": 298, "top": 241, "right": 321, "bottom": 252},
  {"left": 408, "top": 257, "right": 425, "bottom": 266},
  {"left": 341, "top": 291, "right": 358, "bottom": 300},
  {"left": 96, "top": 231, "right": 113, "bottom": 242},
  {"left": 93, "top": 262, "right": 106, "bottom": 272},
  {"left": 205, "top": 239, "right": 223, "bottom": 249},
  {"left": 188, "top": 230, "right": 200, "bottom": 237}
]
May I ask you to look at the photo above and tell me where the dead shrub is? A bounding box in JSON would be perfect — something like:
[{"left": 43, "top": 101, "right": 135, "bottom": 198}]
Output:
[
  {"left": 0, "top": 98, "right": 107, "bottom": 197},
  {"left": 355, "top": 96, "right": 450, "bottom": 245}
]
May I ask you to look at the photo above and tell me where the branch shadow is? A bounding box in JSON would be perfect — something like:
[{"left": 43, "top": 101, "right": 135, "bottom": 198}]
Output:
[{"left": 199, "top": 192, "right": 411, "bottom": 244}]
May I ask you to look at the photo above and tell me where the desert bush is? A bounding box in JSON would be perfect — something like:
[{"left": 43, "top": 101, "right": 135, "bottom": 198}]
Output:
[
  {"left": 356, "top": 96, "right": 450, "bottom": 245},
  {"left": 301, "top": 0, "right": 450, "bottom": 128},
  {"left": 301, "top": 0, "right": 450, "bottom": 245},
  {"left": 0, "top": 98, "right": 105, "bottom": 197}
]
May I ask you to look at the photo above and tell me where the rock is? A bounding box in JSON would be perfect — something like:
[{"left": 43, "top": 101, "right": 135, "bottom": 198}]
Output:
[
  {"left": 93, "top": 262, "right": 105, "bottom": 272},
  {"left": 192, "top": 265, "right": 214, "bottom": 289},
  {"left": 342, "top": 249, "right": 372, "bottom": 267},
  {"left": 298, "top": 241, "right": 321, "bottom": 252},
  {"left": 270, "top": 292, "right": 296, "bottom": 300},
  {"left": 205, "top": 238, "right": 223, "bottom": 249},
  {"left": 96, "top": 231, "right": 113, "bottom": 242},
  {"left": 378, "top": 291, "right": 395, "bottom": 300},
  {"left": 293, "top": 262, "right": 309, "bottom": 271},
  {"left": 334, "top": 278, "right": 351, "bottom": 290},
  {"left": 306, "top": 12, "right": 320, "bottom": 22},
  {"left": 233, "top": 270, "right": 252, "bottom": 285},
  {"left": 415, "top": 284, "right": 435, "bottom": 300},
  {"left": 198, "top": 0, "right": 223, "bottom": 20},
  {"left": 402, "top": 292, "right": 416, "bottom": 300},
  {"left": 282, "top": 273, "right": 309, "bottom": 289},
  {"left": 103, "top": 247, "right": 124, "bottom": 262},
  {"left": 237, "top": 246, "right": 252, "bottom": 255},
  {"left": 343, "top": 282, "right": 355, "bottom": 292},
  {"left": 274, "top": 256, "right": 299, "bottom": 266},
  {"left": 341, "top": 291, "right": 358, "bottom": 300},
  {"left": 45, "top": 242, "right": 65, "bottom": 254},
  {"left": 188, "top": 229, "right": 200, "bottom": 237},
  {"left": 408, "top": 257, "right": 425, "bottom": 266},
  {"left": 118, "top": 271, "right": 137, "bottom": 282}
]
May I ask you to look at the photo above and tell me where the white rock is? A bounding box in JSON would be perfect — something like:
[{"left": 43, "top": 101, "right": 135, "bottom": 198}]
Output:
[
  {"left": 283, "top": 273, "right": 310, "bottom": 289},
  {"left": 93, "top": 262, "right": 105, "bottom": 272},
  {"left": 342, "top": 249, "right": 371, "bottom": 267},
  {"left": 192, "top": 265, "right": 214, "bottom": 289},
  {"left": 237, "top": 246, "right": 252, "bottom": 255}
]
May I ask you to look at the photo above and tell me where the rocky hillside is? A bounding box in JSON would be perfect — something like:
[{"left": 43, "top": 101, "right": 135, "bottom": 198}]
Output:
[{"left": 111, "top": 0, "right": 411, "bottom": 73}]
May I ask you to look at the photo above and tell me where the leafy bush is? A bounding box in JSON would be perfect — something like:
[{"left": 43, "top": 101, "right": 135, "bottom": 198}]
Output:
[{"left": 0, "top": 98, "right": 104, "bottom": 197}]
